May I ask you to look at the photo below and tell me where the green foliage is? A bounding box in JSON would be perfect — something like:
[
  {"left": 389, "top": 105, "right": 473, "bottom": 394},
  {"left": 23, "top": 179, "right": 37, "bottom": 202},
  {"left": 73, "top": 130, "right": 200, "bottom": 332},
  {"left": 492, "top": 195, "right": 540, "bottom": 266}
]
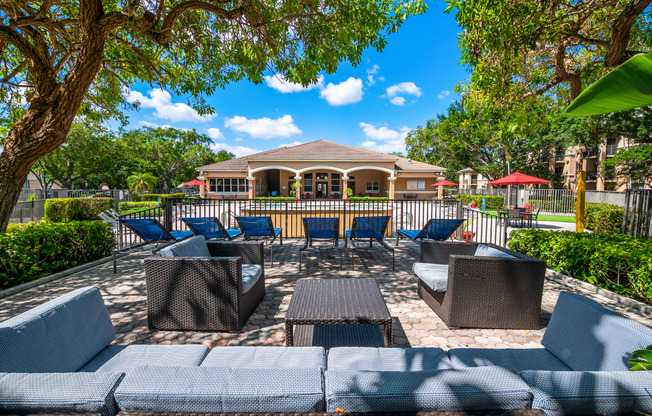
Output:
[
  {"left": 44, "top": 198, "right": 113, "bottom": 222},
  {"left": 584, "top": 202, "right": 624, "bottom": 235},
  {"left": 567, "top": 53, "right": 652, "bottom": 115},
  {"left": 508, "top": 230, "right": 652, "bottom": 304},
  {"left": 0, "top": 221, "right": 114, "bottom": 289},
  {"left": 456, "top": 194, "right": 504, "bottom": 209},
  {"left": 127, "top": 172, "right": 157, "bottom": 193},
  {"left": 117, "top": 201, "right": 159, "bottom": 211},
  {"left": 345, "top": 188, "right": 354, "bottom": 198},
  {"left": 139, "top": 193, "right": 185, "bottom": 204},
  {"left": 629, "top": 345, "right": 652, "bottom": 371},
  {"left": 348, "top": 196, "right": 389, "bottom": 202}
]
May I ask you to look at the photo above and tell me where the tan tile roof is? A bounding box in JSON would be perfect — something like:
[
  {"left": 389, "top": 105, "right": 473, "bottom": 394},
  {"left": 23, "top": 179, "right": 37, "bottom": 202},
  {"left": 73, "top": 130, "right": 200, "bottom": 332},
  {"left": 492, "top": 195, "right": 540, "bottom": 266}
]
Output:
[
  {"left": 458, "top": 167, "right": 476, "bottom": 173},
  {"left": 197, "top": 140, "right": 445, "bottom": 172}
]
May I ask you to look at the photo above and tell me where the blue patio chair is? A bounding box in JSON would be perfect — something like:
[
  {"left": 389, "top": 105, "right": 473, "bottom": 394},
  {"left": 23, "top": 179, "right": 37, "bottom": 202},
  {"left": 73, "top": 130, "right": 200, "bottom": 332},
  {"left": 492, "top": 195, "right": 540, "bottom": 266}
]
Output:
[
  {"left": 345, "top": 215, "right": 394, "bottom": 270},
  {"left": 114, "top": 218, "right": 194, "bottom": 273},
  {"left": 235, "top": 216, "right": 283, "bottom": 266},
  {"left": 396, "top": 218, "right": 466, "bottom": 246},
  {"left": 299, "top": 217, "right": 342, "bottom": 271},
  {"left": 181, "top": 217, "right": 242, "bottom": 240}
]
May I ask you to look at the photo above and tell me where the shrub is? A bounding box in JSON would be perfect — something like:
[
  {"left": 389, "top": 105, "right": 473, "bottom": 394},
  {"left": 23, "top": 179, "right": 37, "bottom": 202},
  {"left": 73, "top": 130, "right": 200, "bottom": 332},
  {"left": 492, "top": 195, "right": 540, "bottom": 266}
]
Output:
[
  {"left": 585, "top": 202, "right": 624, "bottom": 235},
  {"left": 456, "top": 194, "right": 504, "bottom": 209},
  {"left": 44, "top": 197, "right": 113, "bottom": 222},
  {"left": 508, "top": 229, "right": 652, "bottom": 304},
  {"left": 349, "top": 196, "right": 389, "bottom": 202},
  {"left": 0, "top": 221, "right": 115, "bottom": 289},
  {"left": 118, "top": 201, "right": 159, "bottom": 211},
  {"left": 140, "top": 193, "right": 185, "bottom": 204}
]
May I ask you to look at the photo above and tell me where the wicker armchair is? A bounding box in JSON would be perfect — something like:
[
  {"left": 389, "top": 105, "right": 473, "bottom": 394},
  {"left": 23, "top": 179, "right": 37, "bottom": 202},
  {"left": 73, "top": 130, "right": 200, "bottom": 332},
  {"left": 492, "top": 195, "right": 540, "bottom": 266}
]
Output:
[
  {"left": 144, "top": 240, "right": 265, "bottom": 332},
  {"left": 416, "top": 241, "right": 546, "bottom": 329}
]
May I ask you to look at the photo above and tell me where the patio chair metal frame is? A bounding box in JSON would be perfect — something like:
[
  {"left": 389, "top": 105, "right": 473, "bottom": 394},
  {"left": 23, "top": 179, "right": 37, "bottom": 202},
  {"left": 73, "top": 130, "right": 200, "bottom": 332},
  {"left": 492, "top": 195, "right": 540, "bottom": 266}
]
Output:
[
  {"left": 299, "top": 217, "right": 342, "bottom": 271},
  {"left": 235, "top": 216, "right": 283, "bottom": 267},
  {"left": 396, "top": 218, "right": 466, "bottom": 246},
  {"left": 113, "top": 218, "right": 194, "bottom": 273},
  {"left": 344, "top": 215, "right": 394, "bottom": 271},
  {"left": 181, "top": 217, "right": 242, "bottom": 240},
  {"left": 521, "top": 207, "right": 541, "bottom": 228}
]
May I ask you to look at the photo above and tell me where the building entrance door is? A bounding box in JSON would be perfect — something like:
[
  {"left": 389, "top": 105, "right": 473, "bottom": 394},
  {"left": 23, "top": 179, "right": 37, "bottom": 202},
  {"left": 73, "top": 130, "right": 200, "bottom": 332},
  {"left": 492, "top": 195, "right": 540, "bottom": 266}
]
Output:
[{"left": 316, "top": 182, "right": 328, "bottom": 198}]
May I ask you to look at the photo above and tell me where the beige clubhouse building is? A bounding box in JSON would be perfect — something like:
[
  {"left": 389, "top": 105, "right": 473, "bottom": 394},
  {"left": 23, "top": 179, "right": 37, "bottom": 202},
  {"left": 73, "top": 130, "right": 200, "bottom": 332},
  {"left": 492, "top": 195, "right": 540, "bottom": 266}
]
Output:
[{"left": 196, "top": 140, "right": 446, "bottom": 200}]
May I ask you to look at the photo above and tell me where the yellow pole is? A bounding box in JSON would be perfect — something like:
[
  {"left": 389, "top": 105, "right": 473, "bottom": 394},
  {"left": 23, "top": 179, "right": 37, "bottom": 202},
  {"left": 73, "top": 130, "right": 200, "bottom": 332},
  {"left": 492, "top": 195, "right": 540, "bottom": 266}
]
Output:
[{"left": 576, "top": 171, "right": 586, "bottom": 232}]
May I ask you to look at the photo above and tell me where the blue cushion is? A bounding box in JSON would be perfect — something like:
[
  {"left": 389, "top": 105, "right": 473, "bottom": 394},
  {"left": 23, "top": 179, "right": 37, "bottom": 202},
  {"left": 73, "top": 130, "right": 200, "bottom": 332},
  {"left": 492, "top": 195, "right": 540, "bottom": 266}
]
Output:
[
  {"left": 325, "top": 367, "right": 531, "bottom": 412},
  {"left": 114, "top": 366, "right": 324, "bottom": 412},
  {"left": 79, "top": 344, "right": 208, "bottom": 373},
  {"left": 521, "top": 370, "right": 652, "bottom": 416},
  {"left": 449, "top": 348, "right": 571, "bottom": 373},
  {"left": 542, "top": 292, "right": 652, "bottom": 371},
  {"left": 474, "top": 244, "right": 515, "bottom": 258},
  {"left": 159, "top": 235, "right": 210, "bottom": 257},
  {"left": 0, "top": 372, "right": 123, "bottom": 416},
  {"left": 241, "top": 264, "right": 263, "bottom": 294},
  {"left": 201, "top": 346, "right": 325, "bottom": 369},
  {"left": 0, "top": 287, "right": 115, "bottom": 373},
  {"left": 327, "top": 347, "right": 453, "bottom": 371},
  {"left": 413, "top": 262, "right": 449, "bottom": 292}
]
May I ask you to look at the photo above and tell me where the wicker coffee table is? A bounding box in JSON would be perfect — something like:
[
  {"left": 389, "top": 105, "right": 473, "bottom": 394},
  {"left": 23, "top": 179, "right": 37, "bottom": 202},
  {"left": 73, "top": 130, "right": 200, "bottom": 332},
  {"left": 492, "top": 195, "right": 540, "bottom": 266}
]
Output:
[{"left": 285, "top": 278, "right": 393, "bottom": 347}]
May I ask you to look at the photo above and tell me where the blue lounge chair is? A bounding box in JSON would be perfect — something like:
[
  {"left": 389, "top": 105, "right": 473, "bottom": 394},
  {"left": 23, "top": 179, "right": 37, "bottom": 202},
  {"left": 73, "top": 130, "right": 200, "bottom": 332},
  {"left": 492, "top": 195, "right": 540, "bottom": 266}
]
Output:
[
  {"left": 181, "top": 217, "right": 242, "bottom": 240},
  {"left": 396, "top": 218, "right": 466, "bottom": 246},
  {"left": 235, "top": 216, "right": 283, "bottom": 266},
  {"left": 114, "top": 218, "right": 194, "bottom": 273},
  {"left": 345, "top": 215, "right": 394, "bottom": 270},
  {"left": 299, "top": 217, "right": 342, "bottom": 271}
]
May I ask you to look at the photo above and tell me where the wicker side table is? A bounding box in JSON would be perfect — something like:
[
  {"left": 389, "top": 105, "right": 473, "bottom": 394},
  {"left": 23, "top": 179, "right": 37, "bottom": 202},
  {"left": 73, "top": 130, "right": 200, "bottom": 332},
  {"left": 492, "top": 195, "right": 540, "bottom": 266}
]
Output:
[{"left": 285, "top": 278, "right": 393, "bottom": 347}]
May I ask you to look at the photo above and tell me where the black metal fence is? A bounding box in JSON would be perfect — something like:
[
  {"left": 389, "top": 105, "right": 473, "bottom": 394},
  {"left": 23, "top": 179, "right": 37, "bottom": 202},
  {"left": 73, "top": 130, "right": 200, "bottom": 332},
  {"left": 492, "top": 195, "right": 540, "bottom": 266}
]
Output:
[
  {"left": 116, "top": 198, "right": 509, "bottom": 249},
  {"left": 9, "top": 200, "right": 46, "bottom": 224},
  {"left": 622, "top": 189, "right": 652, "bottom": 238}
]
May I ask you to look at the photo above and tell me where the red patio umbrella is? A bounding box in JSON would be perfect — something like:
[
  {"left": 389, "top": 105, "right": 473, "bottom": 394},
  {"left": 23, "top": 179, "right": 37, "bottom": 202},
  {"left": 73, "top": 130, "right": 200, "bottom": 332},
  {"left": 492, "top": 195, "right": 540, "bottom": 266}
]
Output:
[
  {"left": 182, "top": 179, "right": 209, "bottom": 186},
  {"left": 430, "top": 179, "right": 459, "bottom": 199},
  {"left": 487, "top": 172, "right": 551, "bottom": 186}
]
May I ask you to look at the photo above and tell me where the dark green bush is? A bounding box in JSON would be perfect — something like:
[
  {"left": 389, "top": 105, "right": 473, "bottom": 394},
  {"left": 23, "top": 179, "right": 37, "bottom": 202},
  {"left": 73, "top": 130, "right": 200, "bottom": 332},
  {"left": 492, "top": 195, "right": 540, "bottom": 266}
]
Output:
[
  {"left": 585, "top": 202, "right": 624, "bottom": 235},
  {"left": 0, "top": 221, "right": 115, "bottom": 289},
  {"left": 118, "top": 201, "right": 159, "bottom": 210},
  {"left": 508, "top": 229, "right": 652, "bottom": 304},
  {"left": 140, "top": 193, "right": 185, "bottom": 204},
  {"left": 456, "top": 194, "right": 504, "bottom": 209},
  {"left": 349, "top": 196, "right": 389, "bottom": 202},
  {"left": 44, "top": 197, "right": 113, "bottom": 222}
]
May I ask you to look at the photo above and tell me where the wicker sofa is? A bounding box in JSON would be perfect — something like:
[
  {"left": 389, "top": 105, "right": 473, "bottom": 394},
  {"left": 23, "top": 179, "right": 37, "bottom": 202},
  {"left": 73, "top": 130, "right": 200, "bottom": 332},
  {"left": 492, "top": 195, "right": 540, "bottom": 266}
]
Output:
[
  {"left": 413, "top": 241, "right": 546, "bottom": 329},
  {"left": 144, "top": 236, "right": 265, "bottom": 331}
]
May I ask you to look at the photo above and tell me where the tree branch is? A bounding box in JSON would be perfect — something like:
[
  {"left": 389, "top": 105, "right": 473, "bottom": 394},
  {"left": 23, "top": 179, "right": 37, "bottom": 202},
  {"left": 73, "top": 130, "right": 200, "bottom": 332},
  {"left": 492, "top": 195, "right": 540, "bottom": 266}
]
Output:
[{"left": 604, "top": 0, "right": 652, "bottom": 67}]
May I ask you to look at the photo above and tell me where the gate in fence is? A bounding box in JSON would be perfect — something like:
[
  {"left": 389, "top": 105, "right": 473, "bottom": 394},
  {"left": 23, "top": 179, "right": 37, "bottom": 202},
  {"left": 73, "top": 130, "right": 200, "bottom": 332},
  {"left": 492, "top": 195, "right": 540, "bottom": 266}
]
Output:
[
  {"left": 116, "top": 198, "right": 509, "bottom": 249},
  {"left": 9, "top": 200, "right": 46, "bottom": 223},
  {"left": 622, "top": 189, "right": 652, "bottom": 238}
]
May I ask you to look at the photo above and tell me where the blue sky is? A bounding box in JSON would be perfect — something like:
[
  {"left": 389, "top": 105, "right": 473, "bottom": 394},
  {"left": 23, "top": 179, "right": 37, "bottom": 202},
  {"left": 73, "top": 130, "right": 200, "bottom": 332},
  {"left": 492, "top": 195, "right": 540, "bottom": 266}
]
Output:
[{"left": 120, "top": 2, "right": 467, "bottom": 158}]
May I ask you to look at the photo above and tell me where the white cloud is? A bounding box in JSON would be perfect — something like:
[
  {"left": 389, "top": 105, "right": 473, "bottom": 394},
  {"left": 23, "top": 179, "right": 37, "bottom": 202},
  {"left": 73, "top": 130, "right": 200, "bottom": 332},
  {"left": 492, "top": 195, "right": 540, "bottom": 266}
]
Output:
[
  {"left": 383, "top": 82, "right": 422, "bottom": 106},
  {"left": 319, "top": 77, "right": 364, "bottom": 106},
  {"left": 359, "top": 123, "right": 411, "bottom": 154},
  {"left": 278, "top": 141, "right": 302, "bottom": 148},
  {"left": 366, "top": 64, "right": 380, "bottom": 86},
  {"left": 224, "top": 114, "right": 301, "bottom": 139},
  {"left": 264, "top": 74, "right": 324, "bottom": 93},
  {"left": 207, "top": 128, "right": 224, "bottom": 140},
  {"left": 125, "top": 88, "right": 215, "bottom": 122},
  {"left": 210, "top": 142, "right": 261, "bottom": 158},
  {"left": 139, "top": 121, "right": 176, "bottom": 130},
  {"left": 235, "top": 137, "right": 243, "bottom": 142},
  {"left": 438, "top": 90, "right": 451, "bottom": 99}
]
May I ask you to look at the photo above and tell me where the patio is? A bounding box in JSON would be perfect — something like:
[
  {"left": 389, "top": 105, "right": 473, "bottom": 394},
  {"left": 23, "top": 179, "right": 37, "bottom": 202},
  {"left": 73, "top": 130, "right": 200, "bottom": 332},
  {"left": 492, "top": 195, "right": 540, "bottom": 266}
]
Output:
[{"left": 1, "top": 239, "right": 649, "bottom": 349}]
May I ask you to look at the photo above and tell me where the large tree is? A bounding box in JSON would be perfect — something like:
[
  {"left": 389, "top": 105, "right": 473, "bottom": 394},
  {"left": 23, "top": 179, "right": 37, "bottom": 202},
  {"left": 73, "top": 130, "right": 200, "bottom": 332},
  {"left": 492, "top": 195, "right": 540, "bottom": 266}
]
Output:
[
  {"left": 0, "top": 0, "right": 425, "bottom": 231},
  {"left": 446, "top": 0, "right": 652, "bottom": 104}
]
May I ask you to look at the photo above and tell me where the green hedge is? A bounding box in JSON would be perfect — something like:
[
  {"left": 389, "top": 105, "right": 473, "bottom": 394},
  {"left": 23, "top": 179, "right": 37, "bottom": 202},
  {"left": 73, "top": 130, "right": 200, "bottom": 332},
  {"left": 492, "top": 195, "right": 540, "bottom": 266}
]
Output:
[
  {"left": 0, "top": 221, "right": 115, "bottom": 289},
  {"left": 118, "top": 201, "right": 159, "bottom": 210},
  {"left": 44, "top": 197, "right": 113, "bottom": 222},
  {"left": 585, "top": 202, "right": 624, "bottom": 235},
  {"left": 456, "top": 194, "right": 504, "bottom": 209},
  {"left": 508, "top": 229, "right": 652, "bottom": 304},
  {"left": 348, "top": 196, "right": 389, "bottom": 202}
]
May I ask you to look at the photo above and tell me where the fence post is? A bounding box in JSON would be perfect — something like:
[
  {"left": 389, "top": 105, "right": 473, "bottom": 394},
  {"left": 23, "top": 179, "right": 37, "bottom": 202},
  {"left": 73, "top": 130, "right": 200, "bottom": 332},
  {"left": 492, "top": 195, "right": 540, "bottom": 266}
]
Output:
[
  {"left": 455, "top": 199, "right": 463, "bottom": 240},
  {"left": 164, "top": 197, "right": 173, "bottom": 231},
  {"left": 621, "top": 189, "right": 631, "bottom": 234}
]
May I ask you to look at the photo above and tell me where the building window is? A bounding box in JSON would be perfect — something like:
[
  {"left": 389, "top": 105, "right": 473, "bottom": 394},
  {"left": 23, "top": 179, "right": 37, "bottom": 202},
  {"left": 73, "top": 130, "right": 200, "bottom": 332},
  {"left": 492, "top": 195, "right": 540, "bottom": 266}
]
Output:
[
  {"left": 316, "top": 172, "right": 328, "bottom": 180},
  {"left": 554, "top": 166, "right": 563, "bottom": 177},
  {"left": 209, "top": 178, "right": 246, "bottom": 193},
  {"left": 331, "top": 173, "right": 340, "bottom": 192},
  {"left": 366, "top": 182, "right": 379, "bottom": 192},
  {"left": 407, "top": 179, "right": 417, "bottom": 190},
  {"left": 471, "top": 175, "right": 478, "bottom": 185},
  {"left": 606, "top": 138, "right": 618, "bottom": 155},
  {"left": 304, "top": 173, "right": 313, "bottom": 192}
]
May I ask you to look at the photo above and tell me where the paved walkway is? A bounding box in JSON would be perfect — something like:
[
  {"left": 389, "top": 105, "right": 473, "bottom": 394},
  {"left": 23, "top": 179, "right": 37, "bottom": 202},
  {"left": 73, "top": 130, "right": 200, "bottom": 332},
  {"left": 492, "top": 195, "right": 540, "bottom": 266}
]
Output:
[{"left": 0, "top": 240, "right": 649, "bottom": 349}]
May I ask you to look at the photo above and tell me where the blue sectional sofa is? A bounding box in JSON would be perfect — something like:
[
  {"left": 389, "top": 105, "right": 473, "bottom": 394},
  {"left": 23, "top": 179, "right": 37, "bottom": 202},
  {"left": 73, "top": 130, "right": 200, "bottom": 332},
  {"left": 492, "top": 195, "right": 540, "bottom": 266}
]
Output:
[{"left": 1, "top": 286, "right": 651, "bottom": 415}]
